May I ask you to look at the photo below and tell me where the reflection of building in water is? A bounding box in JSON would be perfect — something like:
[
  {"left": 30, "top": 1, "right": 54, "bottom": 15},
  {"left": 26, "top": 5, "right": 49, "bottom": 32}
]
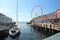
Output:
[
  {"left": 15, "top": 37, "right": 19, "bottom": 40},
  {"left": 11, "top": 36, "right": 20, "bottom": 40},
  {"left": 0, "top": 13, "right": 12, "bottom": 26}
]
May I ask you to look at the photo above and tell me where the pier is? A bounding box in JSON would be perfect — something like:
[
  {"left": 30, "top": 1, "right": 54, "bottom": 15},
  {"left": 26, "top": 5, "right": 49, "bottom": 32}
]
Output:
[
  {"left": 0, "top": 26, "right": 9, "bottom": 30},
  {"left": 0, "top": 26, "right": 10, "bottom": 31},
  {"left": 28, "top": 9, "right": 60, "bottom": 38},
  {"left": 34, "top": 22, "right": 60, "bottom": 31}
]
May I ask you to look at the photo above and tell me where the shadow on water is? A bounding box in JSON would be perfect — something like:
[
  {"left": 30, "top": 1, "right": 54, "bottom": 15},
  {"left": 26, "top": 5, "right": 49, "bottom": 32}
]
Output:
[
  {"left": 0, "top": 31, "right": 8, "bottom": 40},
  {"left": 32, "top": 26, "right": 60, "bottom": 38},
  {"left": 10, "top": 34, "right": 20, "bottom": 40}
]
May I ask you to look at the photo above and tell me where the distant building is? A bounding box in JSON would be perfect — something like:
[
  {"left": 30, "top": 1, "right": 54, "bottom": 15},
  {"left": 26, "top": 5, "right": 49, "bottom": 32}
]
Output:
[{"left": 0, "top": 13, "right": 12, "bottom": 26}]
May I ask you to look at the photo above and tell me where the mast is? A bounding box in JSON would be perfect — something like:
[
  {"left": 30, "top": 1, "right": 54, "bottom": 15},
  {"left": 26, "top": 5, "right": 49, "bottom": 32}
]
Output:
[{"left": 16, "top": 0, "right": 18, "bottom": 27}]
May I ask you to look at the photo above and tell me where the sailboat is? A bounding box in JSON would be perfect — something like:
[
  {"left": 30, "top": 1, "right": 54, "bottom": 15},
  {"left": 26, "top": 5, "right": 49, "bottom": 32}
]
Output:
[{"left": 9, "top": 0, "right": 20, "bottom": 37}]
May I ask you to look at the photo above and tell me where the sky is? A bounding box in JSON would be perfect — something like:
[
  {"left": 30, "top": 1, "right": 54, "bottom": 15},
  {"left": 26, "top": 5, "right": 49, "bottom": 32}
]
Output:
[{"left": 0, "top": 0, "right": 60, "bottom": 22}]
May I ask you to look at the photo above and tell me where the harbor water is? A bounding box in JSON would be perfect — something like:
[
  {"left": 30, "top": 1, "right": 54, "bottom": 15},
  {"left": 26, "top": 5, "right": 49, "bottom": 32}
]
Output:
[{"left": 2, "top": 22, "right": 47, "bottom": 40}]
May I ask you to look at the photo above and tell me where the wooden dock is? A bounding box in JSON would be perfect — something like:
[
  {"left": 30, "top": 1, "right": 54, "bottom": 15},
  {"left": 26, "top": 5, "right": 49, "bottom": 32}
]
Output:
[
  {"left": 34, "top": 23, "right": 60, "bottom": 31},
  {"left": 0, "top": 26, "right": 11, "bottom": 31}
]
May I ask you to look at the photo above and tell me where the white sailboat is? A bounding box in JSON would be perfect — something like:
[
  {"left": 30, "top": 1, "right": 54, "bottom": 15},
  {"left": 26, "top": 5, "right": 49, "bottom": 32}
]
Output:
[{"left": 9, "top": 0, "right": 20, "bottom": 37}]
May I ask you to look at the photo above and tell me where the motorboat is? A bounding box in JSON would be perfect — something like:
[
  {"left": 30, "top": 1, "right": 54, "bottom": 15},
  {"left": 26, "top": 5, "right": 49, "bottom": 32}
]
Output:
[{"left": 9, "top": 27, "right": 20, "bottom": 37}]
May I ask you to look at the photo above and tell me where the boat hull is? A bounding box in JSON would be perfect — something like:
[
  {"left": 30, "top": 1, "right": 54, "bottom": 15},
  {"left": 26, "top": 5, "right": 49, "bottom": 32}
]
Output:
[{"left": 9, "top": 31, "right": 20, "bottom": 38}]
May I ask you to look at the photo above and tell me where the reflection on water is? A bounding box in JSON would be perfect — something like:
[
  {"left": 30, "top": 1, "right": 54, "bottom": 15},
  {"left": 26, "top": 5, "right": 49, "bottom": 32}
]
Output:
[
  {"left": 0, "top": 36, "right": 8, "bottom": 40},
  {"left": 2, "top": 22, "right": 47, "bottom": 40}
]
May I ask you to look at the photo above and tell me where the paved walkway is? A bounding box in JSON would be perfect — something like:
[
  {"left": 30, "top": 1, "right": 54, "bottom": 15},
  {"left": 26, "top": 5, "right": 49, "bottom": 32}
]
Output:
[{"left": 43, "top": 32, "right": 60, "bottom": 40}]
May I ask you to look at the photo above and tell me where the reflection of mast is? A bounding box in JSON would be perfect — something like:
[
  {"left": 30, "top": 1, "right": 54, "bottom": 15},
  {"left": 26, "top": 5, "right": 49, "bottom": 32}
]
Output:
[{"left": 16, "top": 0, "right": 18, "bottom": 27}]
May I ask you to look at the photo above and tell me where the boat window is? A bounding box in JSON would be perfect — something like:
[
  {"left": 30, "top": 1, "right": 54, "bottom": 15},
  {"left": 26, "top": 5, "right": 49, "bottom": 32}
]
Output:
[{"left": 11, "top": 30, "right": 16, "bottom": 33}]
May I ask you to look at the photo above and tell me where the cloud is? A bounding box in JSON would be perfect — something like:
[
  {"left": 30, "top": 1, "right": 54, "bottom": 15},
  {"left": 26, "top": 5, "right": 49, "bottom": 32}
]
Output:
[{"left": 0, "top": 8, "right": 13, "bottom": 13}]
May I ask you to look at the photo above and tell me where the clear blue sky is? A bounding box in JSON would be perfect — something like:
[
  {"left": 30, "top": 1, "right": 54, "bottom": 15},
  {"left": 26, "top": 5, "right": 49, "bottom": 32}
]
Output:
[{"left": 0, "top": 0, "right": 60, "bottom": 22}]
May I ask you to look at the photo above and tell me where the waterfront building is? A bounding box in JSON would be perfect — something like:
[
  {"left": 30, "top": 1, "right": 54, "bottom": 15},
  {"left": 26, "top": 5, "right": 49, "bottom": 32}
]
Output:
[
  {"left": 0, "top": 13, "right": 12, "bottom": 26},
  {"left": 31, "top": 9, "right": 60, "bottom": 24},
  {"left": 30, "top": 9, "right": 60, "bottom": 31}
]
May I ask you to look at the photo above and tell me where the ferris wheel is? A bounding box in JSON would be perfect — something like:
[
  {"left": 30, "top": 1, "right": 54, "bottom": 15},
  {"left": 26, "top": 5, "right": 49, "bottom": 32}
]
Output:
[{"left": 31, "top": 5, "right": 43, "bottom": 19}]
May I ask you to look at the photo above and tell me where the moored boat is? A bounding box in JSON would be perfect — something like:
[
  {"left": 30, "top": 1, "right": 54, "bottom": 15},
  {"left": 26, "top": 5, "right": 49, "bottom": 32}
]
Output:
[
  {"left": 9, "top": 27, "right": 20, "bottom": 37},
  {"left": 9, "top": 0, "right": 20, "bottom": 37}
]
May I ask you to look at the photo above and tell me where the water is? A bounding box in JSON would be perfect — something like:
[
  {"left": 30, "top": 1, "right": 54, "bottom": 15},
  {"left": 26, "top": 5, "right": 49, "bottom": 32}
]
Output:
[{"left": 2, "top": 22, "right": 47, "bottom": 40}]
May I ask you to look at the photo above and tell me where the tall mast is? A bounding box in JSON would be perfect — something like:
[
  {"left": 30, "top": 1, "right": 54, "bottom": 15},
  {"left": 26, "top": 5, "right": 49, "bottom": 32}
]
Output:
[{"left": 16, "top": 0, "right": 18, "bottom": 27}]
